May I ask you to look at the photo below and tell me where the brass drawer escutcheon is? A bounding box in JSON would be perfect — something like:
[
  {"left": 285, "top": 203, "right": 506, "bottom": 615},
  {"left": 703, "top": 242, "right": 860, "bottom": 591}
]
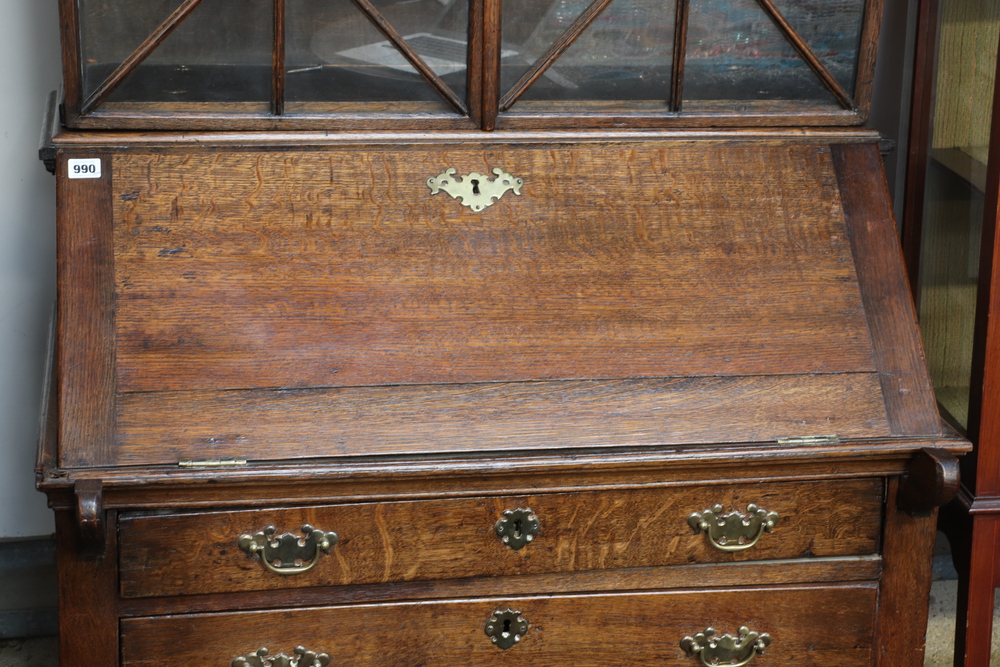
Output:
[
  {"left": 495, "top": 508, "right": 540, "bottom": 550},
  {"left": 232, "top": 646, "right": 330, "bottom": 667},
  {"left": 688, "top": 504, "right": 779, "bottom": 552},
  {"left": 237, "top": 524, "right": 337, "bottom": 575},
  {"left": 485, "top": 608, "right": 528, "bottom": 649},
  {"left": 680, "top": 627, "right": 771, "bottom": 667},
  {"left": 426, "top": 168, "right": 523, "bottom": 211}
]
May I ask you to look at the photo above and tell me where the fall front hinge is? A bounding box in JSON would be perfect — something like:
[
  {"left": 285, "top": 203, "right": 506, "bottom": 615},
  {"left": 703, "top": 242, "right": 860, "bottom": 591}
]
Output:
[{"left": 178, "top": 457, "right": 248, "bottom": 468}]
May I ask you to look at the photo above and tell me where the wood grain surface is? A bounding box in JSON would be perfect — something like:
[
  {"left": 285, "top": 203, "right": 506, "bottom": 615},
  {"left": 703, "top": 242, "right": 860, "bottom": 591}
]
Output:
[
  {"left": 57, "top": 153, "right": 118, "bottom": 468},
  {"left": 832, "top": 143, "right": 942, "bottom": 437},
  {"left": 112, "top": 145, "right": 874, "bottom": 393},
  {"left": 120, "top": 583, "right": 877, "bottom": 666},
  {"left": 118, "top": 478, "right": 882, "bottom": 598},
  {"left": 116, "top": 556, "right": 883, "bottom": 617},
  {"left": 115, "top": 374, "right": 890, "bottom": 463}
]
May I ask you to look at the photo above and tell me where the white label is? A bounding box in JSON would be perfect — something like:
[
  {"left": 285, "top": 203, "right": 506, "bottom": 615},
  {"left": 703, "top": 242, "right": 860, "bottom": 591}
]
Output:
[{"left": 67, "top": 158, "right": 102, "bottom": 179}]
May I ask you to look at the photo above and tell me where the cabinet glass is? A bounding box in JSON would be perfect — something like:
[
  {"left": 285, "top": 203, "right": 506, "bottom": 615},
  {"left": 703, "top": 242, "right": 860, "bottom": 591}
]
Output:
[
  {"left": 70, "top": 0, "right": 877, "bottom": 125},
  {"left": 916, "top": 0, "right": 1000, "bottom": 429}
]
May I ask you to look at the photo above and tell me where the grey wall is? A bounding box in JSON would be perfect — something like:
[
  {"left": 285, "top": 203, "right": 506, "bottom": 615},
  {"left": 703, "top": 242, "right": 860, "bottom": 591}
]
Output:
[{"left": 0, "top": 0, "right": 61, "bottom": 537}]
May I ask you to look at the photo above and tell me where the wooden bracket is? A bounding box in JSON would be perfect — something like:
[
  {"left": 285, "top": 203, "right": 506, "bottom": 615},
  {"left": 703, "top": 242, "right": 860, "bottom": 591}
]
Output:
[
  {"left": 897, "top": 448, "right": 960, "bottom": 517},
  {"left": 74, "top": 479, "right": 105, "bottom": 555}
]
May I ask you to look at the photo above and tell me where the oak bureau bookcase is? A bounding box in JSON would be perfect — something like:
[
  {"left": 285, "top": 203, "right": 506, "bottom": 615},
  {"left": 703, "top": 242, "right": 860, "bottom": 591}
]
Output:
[{"left": 38, "top": 0, "right": 969, "bottom": 665}]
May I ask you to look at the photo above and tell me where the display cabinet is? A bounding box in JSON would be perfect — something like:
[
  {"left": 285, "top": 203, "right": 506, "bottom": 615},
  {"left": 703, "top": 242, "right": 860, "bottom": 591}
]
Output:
[
  {"left": 901, "top": 1, "right": 1000, "bottom": 665},
  {"left": 59, "top": 0, "right": 881, "bottom": 129},
  {"left": 38, "top": 0, "right": 969, "bottom": 665}
]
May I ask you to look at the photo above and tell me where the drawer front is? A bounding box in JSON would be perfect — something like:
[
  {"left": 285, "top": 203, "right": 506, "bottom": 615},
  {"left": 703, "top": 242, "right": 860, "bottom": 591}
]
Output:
[
  {"left": 121, "top": 583, "right": 877, "bottom": 666},
  {"left": 119, "top": 478, "right": 882, "bottom": 598}
]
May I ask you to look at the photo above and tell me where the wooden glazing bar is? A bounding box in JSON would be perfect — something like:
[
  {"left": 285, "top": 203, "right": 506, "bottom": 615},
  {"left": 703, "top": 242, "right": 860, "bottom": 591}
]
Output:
[
  {"left": 349, "top": 0, "right": 469, "bottom": 115},
  {"left": 754, "top": 0, "right": 856, "bottom": 110},
  {"left": 272, "top": 0, "right": 286, "bottom": 116},
  {"left": 852, "top": 0, "right": 887, "bottom": 120},
  {"left": 58, "top": 0, "right": 83, "bottom": 122},
  {"left": 669, "top": 0, "right": 690, "bottom": 112},
  {"left": 480, "top": 0, "right": 502, "bottom": 129},
  {"left": 81, "top": 0, "right": 207, "bottom": 115},
  {"left": 467, "top": 0, "right": 485, "bottom": 127},
  {"left": 498, "top": 0, "right": 617, "bottom": 112}
]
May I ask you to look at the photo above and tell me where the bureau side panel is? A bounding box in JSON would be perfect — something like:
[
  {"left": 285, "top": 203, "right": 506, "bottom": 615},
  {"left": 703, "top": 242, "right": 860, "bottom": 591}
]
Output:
[
  {"left": 832, "top": 143, "right": 942, "bottom": 437},
  {"left": 56, "top": 152, "right": 117, "bottom": 468}
]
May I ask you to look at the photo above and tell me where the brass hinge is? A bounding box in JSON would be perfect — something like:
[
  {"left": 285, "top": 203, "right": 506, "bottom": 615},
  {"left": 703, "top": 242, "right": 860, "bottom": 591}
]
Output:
[
  {"left": 775, "top": 434, "right": 841, "bottom": 445},
  {"left": 178, "top": 457, "right": 248, "bottom": 468}
]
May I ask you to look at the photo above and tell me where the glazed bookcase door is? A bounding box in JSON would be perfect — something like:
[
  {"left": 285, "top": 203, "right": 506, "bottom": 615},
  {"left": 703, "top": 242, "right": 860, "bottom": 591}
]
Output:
[
  {"left": 62, "top": 0, "right": 882, "bottom": 129},
  {"left": 69, "top": 0, "right": 475, "bottom": 127}
]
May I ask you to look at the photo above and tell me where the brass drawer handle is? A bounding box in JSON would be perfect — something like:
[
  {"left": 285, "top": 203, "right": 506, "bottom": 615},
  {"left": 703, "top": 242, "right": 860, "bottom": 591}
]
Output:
[
  {"left": 688, "top": 504, "right": 779, "bottom": 552},
  {"left": 485, "top": 608, "right": 529, "bottom": 649},
  {"left": 232, "top": 646, "right": 330, "bottom": 667},
  {"left": 495, "top": 508, "right": 540, "bottom": 551},
  {"left": 681, "top": 627, "right": 771, "bottom": 667},
  {"left": 426, "top": 168, "right": 523, "bottom": 212},
  {"left": 237, "top": 524, "right": 337, "bottom": 575}
]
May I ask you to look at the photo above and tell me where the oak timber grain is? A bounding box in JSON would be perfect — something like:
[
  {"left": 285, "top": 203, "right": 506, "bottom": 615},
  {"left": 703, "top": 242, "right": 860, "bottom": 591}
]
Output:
[
  {"left": 56, "top": 510, "right": 119, "bottom": 667},
  {"left": 832, "top": 143, "right": 942, "bottom": 437},
  {"left": 120, "top": 584, "right": 877, "bottom": 666},
  {"left": 117, "top": 555, "right": 883, "bottom": 616},
  {"left": 118, "top": 478, "right": 883, "bottom": 598},
  {"left": 874, "top": 478, "right": 938, "bottom": 667},
  {"left": 115, "top": 374, "right": 890, "bottom": 464},
  {"left": 56, "top": 153, "right": 117, "bottom": 468},
  {"left": 112, "top": 145, "right": 875, "bottom": 394}
]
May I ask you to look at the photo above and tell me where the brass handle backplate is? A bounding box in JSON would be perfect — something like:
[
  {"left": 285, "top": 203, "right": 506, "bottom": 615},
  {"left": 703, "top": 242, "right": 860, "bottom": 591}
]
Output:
[
  {"left": 232, "top": 646, "right": 330, "bottom": 667},
  {"left": 485, "top": 608, "right": 529, "bottom": 649},
  {"left": 426, "top": 167, "right": 523, "bottom": 211},
  {"left": 237, "top": 524, "right": 337, "bottom": 575},
  {"left": 495, "top": 508, "right": 540, "bottom": 551},
  {"left": 688, "top": 504, "right": 779, "bottom": 552},
  {"left": 680, "top": 627, "right": 771, "bottom": 667}
]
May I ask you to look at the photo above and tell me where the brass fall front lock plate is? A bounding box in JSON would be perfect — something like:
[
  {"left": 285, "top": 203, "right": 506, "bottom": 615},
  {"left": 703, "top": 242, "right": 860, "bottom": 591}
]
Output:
[{"left": 426, "top": 168, "right": 523, "bottom": 211}]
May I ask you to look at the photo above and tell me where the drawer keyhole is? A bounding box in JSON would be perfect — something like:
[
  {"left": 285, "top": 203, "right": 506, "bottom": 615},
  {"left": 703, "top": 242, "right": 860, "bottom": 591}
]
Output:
[
  {"left": 471, "top": 179, "right": 481, "bottom": 195},
  {"left": 495, "top": 508, "right": 540, "bottom": 551},
  {"left": 485, "top": 608, "right": 528, "bottom": 650}
]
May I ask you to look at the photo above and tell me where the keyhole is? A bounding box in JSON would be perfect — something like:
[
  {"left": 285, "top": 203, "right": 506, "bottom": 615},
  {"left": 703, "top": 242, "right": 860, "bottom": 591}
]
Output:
[
  {"left": 471, "top": 179, "right": 481, "bottom": 195},
  {"left": 503, "top": 619, "right": 512, "bottom": 635},
  {"left": 513, "top": 519, "right": 522, "bottom": 538}
]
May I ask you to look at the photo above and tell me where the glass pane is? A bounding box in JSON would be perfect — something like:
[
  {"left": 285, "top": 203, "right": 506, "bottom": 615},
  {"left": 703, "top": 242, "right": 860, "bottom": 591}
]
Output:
[
  {"left": 917, "top": 0, "right": 1000, "bottom": 430},
  {"left": 104, "top": 0, "right": 272, "bottom": 107},
  {"left": 286, "top": 0, "right": 467, "bottom": 110},
  {"left": 79, "top": 0, "right": 184, "bottom": 101},
  {"left": 772, "top": 0, "right": 865, "bottom": 96},
  {"left": 501, "top": 0, "right": 676, "bottom": 107},
  {"left": 684, "top": 0, "right": 836, "bottom": 102}
]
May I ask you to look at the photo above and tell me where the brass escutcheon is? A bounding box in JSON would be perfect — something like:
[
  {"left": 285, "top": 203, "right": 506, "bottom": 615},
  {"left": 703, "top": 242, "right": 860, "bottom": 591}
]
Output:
[
  {"left": 688, "top": 504, "right": 779, "bottom": 552},
  {"left": 495, "top": 508, "right": 540, "bottom": 551},
  {"left": 484, "top": 608, "right": 529, "bottom": 649},
  {"left": 681, "top": 627, "right": 771, "bottom": 667},
  {"left": 426, "top": 167, "right": 523, "bottom": 211},
  {"left": 231, "top": 646, "right": 330, "bottom": 667},
  {"left": 237, "top": 524, "right": 337, "bottom": 575}
]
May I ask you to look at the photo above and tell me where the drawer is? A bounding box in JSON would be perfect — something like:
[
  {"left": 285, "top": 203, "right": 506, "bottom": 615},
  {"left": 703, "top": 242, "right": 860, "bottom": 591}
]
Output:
[
  {"left": 121, "top": 583, "right": 877, "bottom": 666},
  {"left": 119, "top": 478, "right": 882, "bottom": 598}
]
